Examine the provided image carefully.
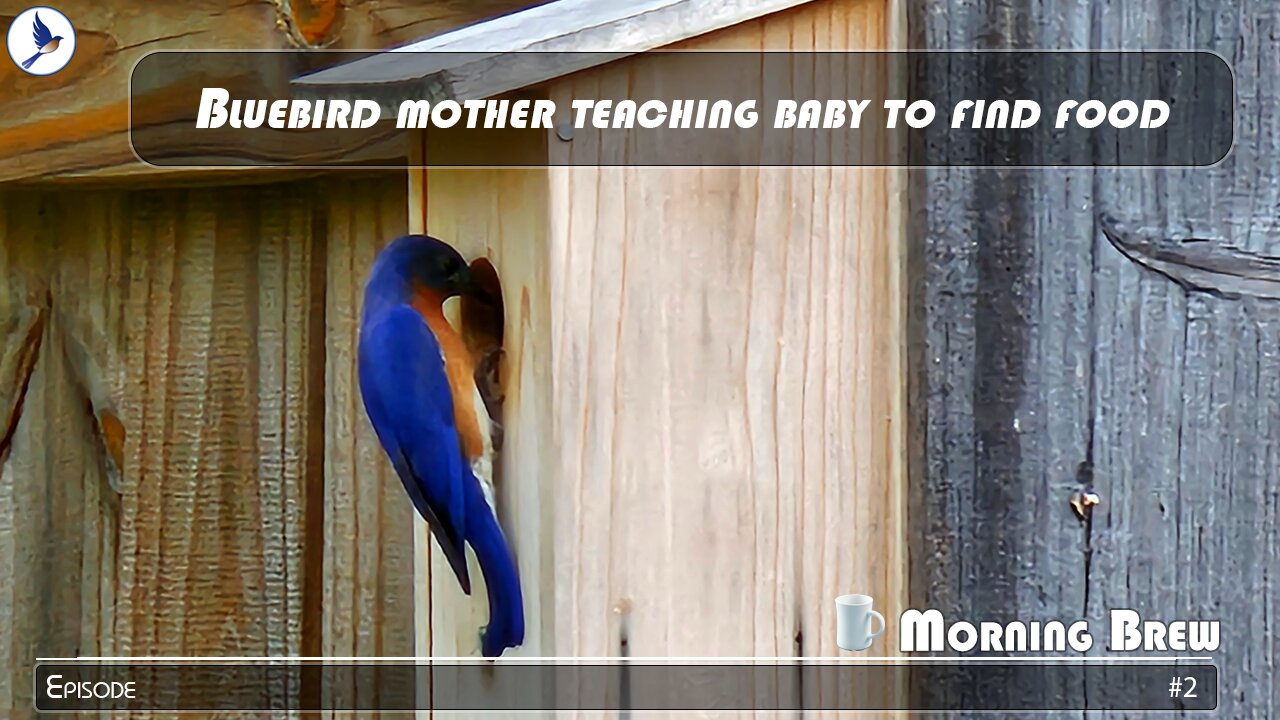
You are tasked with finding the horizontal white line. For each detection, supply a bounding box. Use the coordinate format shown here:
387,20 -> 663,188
38,656 -> 1214,662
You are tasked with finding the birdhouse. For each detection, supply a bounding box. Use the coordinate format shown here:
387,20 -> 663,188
295,0 -> 908,668
0,0 -> 906,712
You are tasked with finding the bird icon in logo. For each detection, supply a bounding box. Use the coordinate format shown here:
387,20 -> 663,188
19,12 -> 63,71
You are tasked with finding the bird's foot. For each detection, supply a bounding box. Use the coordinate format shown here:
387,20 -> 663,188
479,626 -> 499,661
489,417 -> 505,453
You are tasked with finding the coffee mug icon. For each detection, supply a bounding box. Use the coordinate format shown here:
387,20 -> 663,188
835,594 -> 886,651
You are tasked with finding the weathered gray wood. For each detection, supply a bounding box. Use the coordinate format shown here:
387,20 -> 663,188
1086,2 -> 1279,714
292,0 -> 814,111
910,1 -> 1278,719
1101,215 -> 1280,300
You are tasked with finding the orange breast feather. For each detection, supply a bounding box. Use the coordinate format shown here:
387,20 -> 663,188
411,291 -> 485,460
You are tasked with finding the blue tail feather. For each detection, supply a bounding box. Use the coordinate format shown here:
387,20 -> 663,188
465,479 -> 525,657
21,52 -> 41,69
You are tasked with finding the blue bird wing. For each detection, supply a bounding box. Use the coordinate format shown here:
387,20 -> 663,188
359,304 -> 472,595
31,13 -> 53,49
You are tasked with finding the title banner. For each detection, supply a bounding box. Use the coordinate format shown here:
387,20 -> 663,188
128,51 -> 1234,168
36,661 -> 1217,711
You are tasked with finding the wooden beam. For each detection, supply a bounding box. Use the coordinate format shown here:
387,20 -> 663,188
291,0 -> 817,112
0,0 -> 537,184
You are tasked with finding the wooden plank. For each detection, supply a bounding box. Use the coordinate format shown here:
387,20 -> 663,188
405,128 -> 553,668
421,139 -> 553,662
904,0 -> 1101,713
0,0 -> 537,183
0,191 -> 131,720
1086,6 -> 1279,717
0,184 -> 325,718
291,0 -> 818,110
910,0 -> 1279,718
318,174 -> 415,720
542,4 -> 904,719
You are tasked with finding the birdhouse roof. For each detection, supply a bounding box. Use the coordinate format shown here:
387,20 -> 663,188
291,0 -> 814,108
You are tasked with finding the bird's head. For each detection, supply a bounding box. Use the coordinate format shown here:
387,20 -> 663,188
51,35 -> 63,42
376,234 -> 473,301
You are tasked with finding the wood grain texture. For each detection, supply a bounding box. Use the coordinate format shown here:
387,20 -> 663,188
544,2 -> 905,711
1100,215 -> 1280,300
908,0 -> 1278,718
0,294 -> 47,466
319,174 -> 417,720
401,130 -> 552,668
0,183 -> 326,718
1088,4 -> 1279,715
0,0 -> 538,183
421,139 -> 553,663
395,7 -> 907,719
0,191 -> 134,720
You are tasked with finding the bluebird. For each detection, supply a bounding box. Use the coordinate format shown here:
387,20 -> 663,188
358,234 -> 524,658
20,13 -> 63,71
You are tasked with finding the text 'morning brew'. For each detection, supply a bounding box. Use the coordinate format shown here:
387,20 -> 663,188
900,608 -> 1220,653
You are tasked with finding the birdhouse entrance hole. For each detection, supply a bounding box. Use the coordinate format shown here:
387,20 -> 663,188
460,255 -> 506,451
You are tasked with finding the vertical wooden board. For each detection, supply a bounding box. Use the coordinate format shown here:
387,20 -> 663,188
0,182 -> 323,717
1175,300 -> 1275,713
319,173 -> 414,719
544,168 -> 900,702
53,191 -> 131,664
1084,254 -> 1189,720
1088,0 -> 1279,717
546,76 -> 625,669
421,154 -> 554,662
544,8 -> 904,712
1253,306 -> 1280,712
122,189 -> 234,658
81,191 -> 131,660
1087,280 -> 1279,720
903,0 -> 1107,711
0,190 -> 124,720
911,0 -> 1280,718
251,183 -> 326,719
113,184 -> 320,717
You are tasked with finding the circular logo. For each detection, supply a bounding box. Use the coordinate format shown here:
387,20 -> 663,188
7,7 -> 75,76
